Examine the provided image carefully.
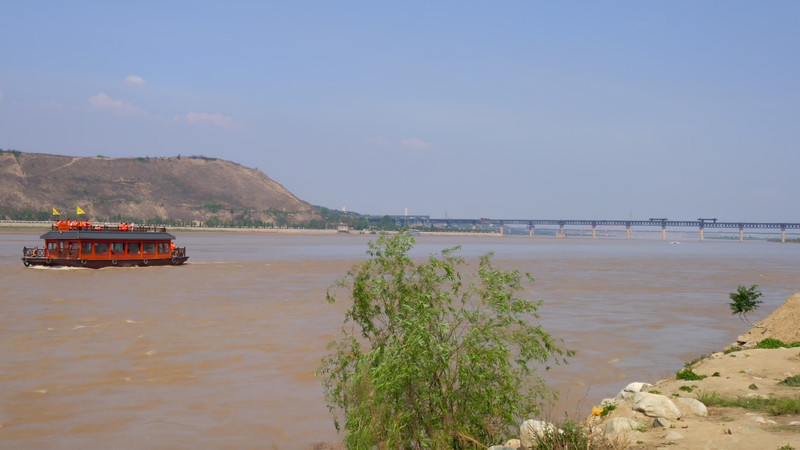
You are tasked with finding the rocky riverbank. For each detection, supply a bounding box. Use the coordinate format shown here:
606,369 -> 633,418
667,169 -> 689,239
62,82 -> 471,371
494,293 -> 800,449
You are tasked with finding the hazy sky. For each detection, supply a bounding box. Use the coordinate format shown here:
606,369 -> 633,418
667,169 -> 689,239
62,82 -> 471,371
2,2 -> 798,222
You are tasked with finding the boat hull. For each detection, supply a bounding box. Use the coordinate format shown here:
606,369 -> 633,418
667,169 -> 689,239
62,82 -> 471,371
22,256 -> 189,269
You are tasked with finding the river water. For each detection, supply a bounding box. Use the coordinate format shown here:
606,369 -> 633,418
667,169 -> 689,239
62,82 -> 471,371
1,230 -> 798,449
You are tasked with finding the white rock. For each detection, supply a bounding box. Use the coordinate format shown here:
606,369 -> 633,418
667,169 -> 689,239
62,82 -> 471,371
675,397 -> 708,417
633,392 -> 681,420
745,393 -> 769,400
615,382 -> 653,401
604,417 -> 640,435
520,419 -> 556,448
664,430 -> 685,441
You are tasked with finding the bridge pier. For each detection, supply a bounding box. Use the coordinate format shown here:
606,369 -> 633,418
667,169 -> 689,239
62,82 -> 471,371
529,226 -> 534,237
782,226 -> 786,243
699,225 -> 704,242
557,224 -> 566,238
662,225 -> 667,241
739,226 -> 744,242
499,225 -> 504,236
592,224 -> 596,239
626,225 -> 631,240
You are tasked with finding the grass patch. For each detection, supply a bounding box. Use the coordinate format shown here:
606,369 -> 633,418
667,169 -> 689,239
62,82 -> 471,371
676,369 -> 707,381
779,375 -> 800,387
697,391 -> 800,415
530,419 -> 629,449
600,402 -> 617,417
755,339 -> 800,349
757,338 -> 788,349
685,354 -> 709,366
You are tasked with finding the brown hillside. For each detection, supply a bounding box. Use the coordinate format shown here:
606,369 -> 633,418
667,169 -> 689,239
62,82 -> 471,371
0,151 -> 319,225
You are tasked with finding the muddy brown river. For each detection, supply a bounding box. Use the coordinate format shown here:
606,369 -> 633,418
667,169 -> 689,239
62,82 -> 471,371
1,231 -> 798,448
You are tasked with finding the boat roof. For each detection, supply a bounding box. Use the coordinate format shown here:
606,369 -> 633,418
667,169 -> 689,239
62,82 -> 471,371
40,230 -> 176,241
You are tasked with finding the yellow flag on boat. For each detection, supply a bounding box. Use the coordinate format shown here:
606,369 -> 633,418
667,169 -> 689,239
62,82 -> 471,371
52,207 -> 61,216
77,206 -> 86,215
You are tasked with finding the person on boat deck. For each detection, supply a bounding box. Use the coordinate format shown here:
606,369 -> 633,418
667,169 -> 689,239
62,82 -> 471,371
170,242 -> 175,254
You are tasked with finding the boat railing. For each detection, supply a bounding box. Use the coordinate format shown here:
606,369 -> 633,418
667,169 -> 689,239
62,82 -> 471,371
50,223 -> 169,233
22,246 -> 44,258
172,247 -> 187,258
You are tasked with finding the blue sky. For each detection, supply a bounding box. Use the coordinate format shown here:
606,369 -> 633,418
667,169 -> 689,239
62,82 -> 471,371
2,1 -> 798,222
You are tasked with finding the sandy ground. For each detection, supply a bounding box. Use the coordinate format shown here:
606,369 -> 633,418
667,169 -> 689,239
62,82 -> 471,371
588,294 -> 800,449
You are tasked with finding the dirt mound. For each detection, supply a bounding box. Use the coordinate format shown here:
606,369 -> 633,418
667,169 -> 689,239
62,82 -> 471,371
736,293 -> 800,346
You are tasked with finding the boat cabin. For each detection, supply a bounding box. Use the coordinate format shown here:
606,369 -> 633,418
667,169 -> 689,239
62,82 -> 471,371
22,222 -> 188,268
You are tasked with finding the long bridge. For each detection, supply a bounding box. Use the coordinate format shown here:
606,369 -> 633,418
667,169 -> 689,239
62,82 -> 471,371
373,216 -> 800,242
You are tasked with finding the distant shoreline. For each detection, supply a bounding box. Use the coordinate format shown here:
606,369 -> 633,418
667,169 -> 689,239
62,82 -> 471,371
0,221 -> 501,238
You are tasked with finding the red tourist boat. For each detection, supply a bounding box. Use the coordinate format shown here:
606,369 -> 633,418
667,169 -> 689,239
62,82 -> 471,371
22,219 -> 189,268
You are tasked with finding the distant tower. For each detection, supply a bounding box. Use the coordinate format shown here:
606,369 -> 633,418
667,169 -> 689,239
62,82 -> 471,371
342,206 -> 346,213
405,208 -> 408,216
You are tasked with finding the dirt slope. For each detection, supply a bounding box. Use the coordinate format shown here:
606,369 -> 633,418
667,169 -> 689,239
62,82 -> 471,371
0,151 -> 318,224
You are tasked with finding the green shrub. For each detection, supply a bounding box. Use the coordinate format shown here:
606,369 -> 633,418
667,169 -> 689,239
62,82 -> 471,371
757,338 -> 787,349
779,375 -> 800,387
601,402 -> 617,417
531,420 -> 588,449
676,369 -> 707,381
729,284 -> 763,327
318,233 -> 573,448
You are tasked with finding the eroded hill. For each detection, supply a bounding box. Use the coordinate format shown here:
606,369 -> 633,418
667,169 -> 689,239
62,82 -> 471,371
0,150 -> 319,226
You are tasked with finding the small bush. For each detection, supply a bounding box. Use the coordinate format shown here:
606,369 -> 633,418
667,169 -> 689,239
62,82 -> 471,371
676,369 -> 707,381
779,375 -> 800,387
749,383 -> 759,390
679,386 -> 694,393
532,420 -> 589,449
601,402 -> 617,417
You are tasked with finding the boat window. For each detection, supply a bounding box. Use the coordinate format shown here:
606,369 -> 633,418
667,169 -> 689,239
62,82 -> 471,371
48,242 -> 57,251
81,242 -> 93,255
143,242 -> 156,254
111,243 -> 124,254
95,242 -> 109,254
158,242 -> 170,254
128,243 -> 140,254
